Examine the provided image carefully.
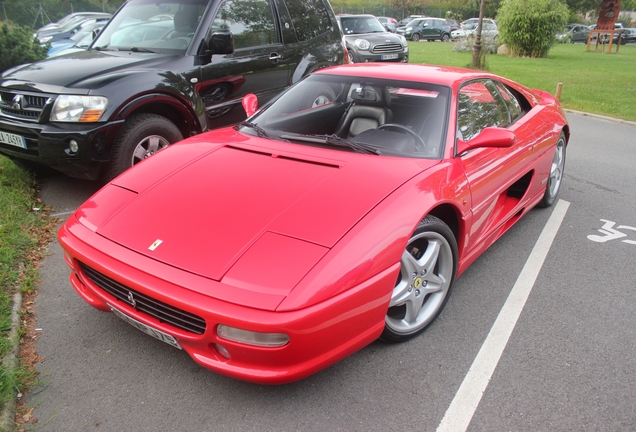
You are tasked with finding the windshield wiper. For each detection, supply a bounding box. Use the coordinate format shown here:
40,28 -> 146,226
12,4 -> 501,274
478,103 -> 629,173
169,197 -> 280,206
130,47 -> 157,53
237,121 -> 272,139
279,133 -> 381,155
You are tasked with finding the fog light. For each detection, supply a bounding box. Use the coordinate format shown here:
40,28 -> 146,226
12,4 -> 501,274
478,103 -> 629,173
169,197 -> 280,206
217,324 -> 289,347
213,343 -> 231,359
68,140 -> 79,153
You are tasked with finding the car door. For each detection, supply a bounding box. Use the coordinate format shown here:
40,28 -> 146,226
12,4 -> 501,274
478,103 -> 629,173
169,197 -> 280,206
455,79 -> 538,252
571,25 -> 590,42
421,19 -> 440,40
199,0 -> 289,128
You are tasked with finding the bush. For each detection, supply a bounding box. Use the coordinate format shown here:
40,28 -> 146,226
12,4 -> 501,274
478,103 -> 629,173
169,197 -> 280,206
497,0 -> 569,58
453,34 -> 500,54
0,23 -> 48,73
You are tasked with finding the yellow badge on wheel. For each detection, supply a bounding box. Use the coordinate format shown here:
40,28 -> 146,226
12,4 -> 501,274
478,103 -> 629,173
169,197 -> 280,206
413,277 -> 423,289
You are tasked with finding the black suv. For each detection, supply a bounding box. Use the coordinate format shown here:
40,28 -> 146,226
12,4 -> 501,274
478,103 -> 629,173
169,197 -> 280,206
0,0 -> 344,181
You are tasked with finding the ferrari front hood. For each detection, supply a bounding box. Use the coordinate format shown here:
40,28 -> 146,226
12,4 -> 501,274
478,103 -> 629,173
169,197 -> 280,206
95,142 -> 429,282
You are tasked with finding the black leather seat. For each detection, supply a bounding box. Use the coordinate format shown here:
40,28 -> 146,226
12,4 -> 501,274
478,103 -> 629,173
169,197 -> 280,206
335,86 -> 392,138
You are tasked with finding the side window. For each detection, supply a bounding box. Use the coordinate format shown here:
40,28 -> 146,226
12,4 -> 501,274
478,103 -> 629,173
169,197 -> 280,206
493,81 -> 523,123
457,80 -> 509,141
285,0 -> 332,41
211,0 -> 276,49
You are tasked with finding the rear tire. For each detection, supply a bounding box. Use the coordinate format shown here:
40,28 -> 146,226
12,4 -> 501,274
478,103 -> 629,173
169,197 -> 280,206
104,113 -> 183,183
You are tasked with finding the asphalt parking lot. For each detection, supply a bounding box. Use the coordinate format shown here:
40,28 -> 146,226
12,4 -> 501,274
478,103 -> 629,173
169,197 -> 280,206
25,112 -> 636,431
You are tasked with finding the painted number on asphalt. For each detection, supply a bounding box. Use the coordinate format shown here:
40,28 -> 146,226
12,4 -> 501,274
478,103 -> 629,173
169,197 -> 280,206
588,219 -> 636,244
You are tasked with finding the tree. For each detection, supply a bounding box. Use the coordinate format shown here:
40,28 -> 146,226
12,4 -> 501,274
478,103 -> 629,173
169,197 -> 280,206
497,0 -> 569,58
0,23 -> 48,73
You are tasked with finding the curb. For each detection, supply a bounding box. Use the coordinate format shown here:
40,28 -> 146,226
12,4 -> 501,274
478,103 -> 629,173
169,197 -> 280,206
564,109 -> 636,126
0,290 -> 23,432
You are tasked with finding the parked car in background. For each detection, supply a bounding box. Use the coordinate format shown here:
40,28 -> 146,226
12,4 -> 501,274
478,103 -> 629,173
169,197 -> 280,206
445,19 -> 460,32
451,22 -> 499,40
37,12 -> 113,33
559,24 -> 591,43
618,28 -> 636,44
460,18 -> 496,28
376,16 -> 398,32
0,0 -> 345,181
47,21 -> 106,57
337,15 -> 408,63
397,17 -> 452,42
58,63 -> 569,384
36,13 -> 111,44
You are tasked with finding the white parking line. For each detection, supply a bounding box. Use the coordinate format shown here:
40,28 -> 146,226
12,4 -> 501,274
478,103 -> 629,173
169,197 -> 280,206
437,199 -> 570,432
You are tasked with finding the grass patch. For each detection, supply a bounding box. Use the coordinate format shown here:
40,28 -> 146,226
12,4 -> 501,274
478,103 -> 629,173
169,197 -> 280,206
0,155 -> 55,410
408,41 -> 636,122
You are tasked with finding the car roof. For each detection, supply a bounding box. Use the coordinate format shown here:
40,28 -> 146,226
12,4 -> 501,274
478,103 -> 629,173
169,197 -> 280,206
316,63 -> 500,87
337,14 -> 377,18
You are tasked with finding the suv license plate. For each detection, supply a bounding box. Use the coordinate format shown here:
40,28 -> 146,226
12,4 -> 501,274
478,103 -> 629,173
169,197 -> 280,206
109,304 -> 182,350
0,131 -> 26,149
382,54 -> 399,60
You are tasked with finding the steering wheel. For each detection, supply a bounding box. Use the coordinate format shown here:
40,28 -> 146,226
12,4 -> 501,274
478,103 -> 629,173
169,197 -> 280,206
378,123 -> 427,152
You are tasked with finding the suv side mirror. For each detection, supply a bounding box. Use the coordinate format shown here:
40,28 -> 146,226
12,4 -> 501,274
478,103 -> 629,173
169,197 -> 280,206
207,30 -> 234,55
198,30 -> 234,65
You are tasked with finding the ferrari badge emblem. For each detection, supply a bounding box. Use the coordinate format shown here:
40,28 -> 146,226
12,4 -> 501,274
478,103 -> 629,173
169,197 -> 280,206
148,239 -> 163,251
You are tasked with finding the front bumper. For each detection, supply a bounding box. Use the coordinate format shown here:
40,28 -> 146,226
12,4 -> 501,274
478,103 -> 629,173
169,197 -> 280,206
0,117 -> 124,180
353,49 -> 409,63
59,216 -> 396,384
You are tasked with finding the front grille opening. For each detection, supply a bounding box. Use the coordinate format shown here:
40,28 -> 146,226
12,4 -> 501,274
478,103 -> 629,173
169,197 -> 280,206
79,262 -> 206,335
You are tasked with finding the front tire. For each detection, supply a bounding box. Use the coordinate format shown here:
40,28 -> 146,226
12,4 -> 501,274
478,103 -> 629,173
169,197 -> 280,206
346,49 -> 356,64
538,132 -> 566,208
104,113 -> 183,182
411,33 -> 420,42
381,215 -> 457,342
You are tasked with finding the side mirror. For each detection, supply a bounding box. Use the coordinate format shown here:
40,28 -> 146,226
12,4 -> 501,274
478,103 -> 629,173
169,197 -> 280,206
456,127 -> 516,155
206,30 -> 234,55
242,93 -> 258,117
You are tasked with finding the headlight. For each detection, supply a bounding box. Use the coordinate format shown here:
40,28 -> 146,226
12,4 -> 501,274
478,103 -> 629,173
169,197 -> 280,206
50,95 -> 108,122
217,324 -> 290,347
398,35 -> 408,46
354,38 -> 371,50
406,26 -> 413,31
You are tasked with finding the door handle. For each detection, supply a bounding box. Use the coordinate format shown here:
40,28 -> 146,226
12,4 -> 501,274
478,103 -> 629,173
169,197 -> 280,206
269,53 -> 282,62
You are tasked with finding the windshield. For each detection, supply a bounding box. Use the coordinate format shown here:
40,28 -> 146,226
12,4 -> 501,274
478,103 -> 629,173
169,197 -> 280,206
241,74 -> 451,159
92,0 -> 207,53
340,17 -> 387,35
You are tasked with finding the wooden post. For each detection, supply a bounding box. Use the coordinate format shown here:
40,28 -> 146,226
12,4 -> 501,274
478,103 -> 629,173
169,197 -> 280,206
555,83 -> 563,101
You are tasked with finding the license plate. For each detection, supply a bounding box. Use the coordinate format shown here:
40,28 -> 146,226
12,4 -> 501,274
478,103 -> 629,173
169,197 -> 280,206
0,131 -> 26,149
109,304 -> 182,350
382,54 -> 399,60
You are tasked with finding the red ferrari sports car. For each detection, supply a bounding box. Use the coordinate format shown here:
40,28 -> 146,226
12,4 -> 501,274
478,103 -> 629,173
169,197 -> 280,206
59,64 -> 569,384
